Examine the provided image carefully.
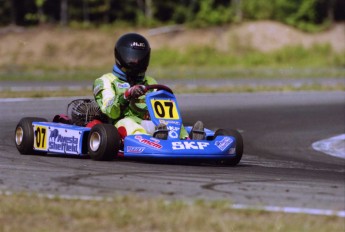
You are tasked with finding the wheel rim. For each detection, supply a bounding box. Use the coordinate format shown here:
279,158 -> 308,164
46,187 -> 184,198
15,127 -> 24,146
89,132 -> 101,152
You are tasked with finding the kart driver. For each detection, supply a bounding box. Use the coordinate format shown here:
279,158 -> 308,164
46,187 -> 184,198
93,32 -> 205,140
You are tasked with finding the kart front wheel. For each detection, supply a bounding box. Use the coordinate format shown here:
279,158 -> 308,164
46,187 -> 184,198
214,129 -> 243,166
88,124 -> 120,161
14,117 -> 48,155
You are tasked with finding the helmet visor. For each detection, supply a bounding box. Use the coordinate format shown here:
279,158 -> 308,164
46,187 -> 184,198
117,46 -> 150,72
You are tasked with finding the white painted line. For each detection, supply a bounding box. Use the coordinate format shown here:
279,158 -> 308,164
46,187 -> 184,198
312,134 -> 345,159
232,204 -> 345,217
0,96 -> 87,102
1,190 -> 344,217
0,98 -> 34,102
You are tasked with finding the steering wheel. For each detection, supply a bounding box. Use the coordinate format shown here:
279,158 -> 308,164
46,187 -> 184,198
144,84 -> 173,94
129,84 -> 174,113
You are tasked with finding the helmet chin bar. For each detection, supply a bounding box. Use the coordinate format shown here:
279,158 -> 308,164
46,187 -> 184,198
127,71 -> 145,86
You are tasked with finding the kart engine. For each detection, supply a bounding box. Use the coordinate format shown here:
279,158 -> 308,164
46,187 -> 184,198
67,99 -> 107,126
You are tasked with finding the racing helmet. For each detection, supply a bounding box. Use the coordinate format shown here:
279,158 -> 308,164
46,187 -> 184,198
114,33 -> 151,85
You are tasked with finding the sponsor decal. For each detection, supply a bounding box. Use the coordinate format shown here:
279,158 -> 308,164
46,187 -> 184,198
172,141 -> 209,150
117,83 -> 130,89
215,137 -> 233,151
167,125 -> 179,139
159,119 -> 180,126
93,84 -> 102,95
127,146 -> 145,153
48,128 -> 80,154
228,148 -> 236,155
105,97 -> 115,108
150,137 -> 160,143
131,42 -> 146,48
135,135 -> 162,149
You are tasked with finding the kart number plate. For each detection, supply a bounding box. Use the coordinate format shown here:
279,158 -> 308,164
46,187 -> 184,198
150,99 -> 179,120
34,125 -> 48,150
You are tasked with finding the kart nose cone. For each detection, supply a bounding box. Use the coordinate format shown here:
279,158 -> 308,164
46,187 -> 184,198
89,132 -> 101,152
15,127 -> 24,146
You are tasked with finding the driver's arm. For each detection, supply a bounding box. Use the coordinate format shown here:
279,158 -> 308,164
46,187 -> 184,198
93,74 -> 126,120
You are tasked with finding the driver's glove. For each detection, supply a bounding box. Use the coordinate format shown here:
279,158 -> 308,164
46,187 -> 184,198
124,85 -> 146,100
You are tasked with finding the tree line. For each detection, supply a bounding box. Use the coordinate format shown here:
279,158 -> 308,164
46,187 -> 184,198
1,0 -> 343,31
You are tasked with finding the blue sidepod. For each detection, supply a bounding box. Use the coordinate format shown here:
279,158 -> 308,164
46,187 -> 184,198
123,134 -> 237,160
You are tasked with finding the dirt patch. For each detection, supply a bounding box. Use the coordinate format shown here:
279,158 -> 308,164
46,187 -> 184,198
144,21 -> 345,52
224,21 -> 345,52
0,21 -> 344,68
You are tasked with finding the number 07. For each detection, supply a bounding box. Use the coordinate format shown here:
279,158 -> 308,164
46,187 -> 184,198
152,100 -> 178,119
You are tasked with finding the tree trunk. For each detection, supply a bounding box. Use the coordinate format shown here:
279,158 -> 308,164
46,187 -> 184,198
327,0 -> 335,23
83,0 -> 89,23
233,0 -> 242,23
10,0 -> 16,25
145,0 -> 153,20
60,0 -> 68,26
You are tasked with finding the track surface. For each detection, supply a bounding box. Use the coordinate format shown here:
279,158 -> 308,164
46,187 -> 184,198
0,92 -> 344,212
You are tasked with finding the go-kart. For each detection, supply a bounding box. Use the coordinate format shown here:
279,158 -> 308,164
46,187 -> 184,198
14,84 -> 243,165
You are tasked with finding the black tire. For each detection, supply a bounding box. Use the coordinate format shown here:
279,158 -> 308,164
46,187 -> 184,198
88,124 -> 120,161
214,128 -> 243,166
14,117 -> 48,155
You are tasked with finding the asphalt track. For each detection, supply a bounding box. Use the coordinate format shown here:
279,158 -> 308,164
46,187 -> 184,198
0,92 -> 344,216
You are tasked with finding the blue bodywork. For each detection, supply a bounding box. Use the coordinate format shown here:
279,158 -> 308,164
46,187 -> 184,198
122,89 -> 238,160
123,134 -> 236,160
32,121 -> 90,156
31,88 -> 239,161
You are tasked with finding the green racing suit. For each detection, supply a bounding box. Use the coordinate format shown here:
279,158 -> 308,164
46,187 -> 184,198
93,72 -> 189,138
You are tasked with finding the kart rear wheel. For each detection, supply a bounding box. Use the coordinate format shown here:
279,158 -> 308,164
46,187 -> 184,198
14,117 -> 48,155
88,124 -> 120,161
214,129 -> 243,166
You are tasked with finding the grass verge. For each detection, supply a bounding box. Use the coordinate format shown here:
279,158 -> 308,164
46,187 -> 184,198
0,83 -> 344,98
0,89 -> 92,98
0,193 -> 343,232
152,44 -> 345,68
1,67 -> 345,82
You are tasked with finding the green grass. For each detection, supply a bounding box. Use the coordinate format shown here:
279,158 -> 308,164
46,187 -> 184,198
0,42 -> 344,97
151,44 -> 345,68
0,83 -> 344,98
0,69 -> 103,82
0,89 -> 92,98
0,193 -> 343,232
0,67 -> 344,82
0,42 -> 344,82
